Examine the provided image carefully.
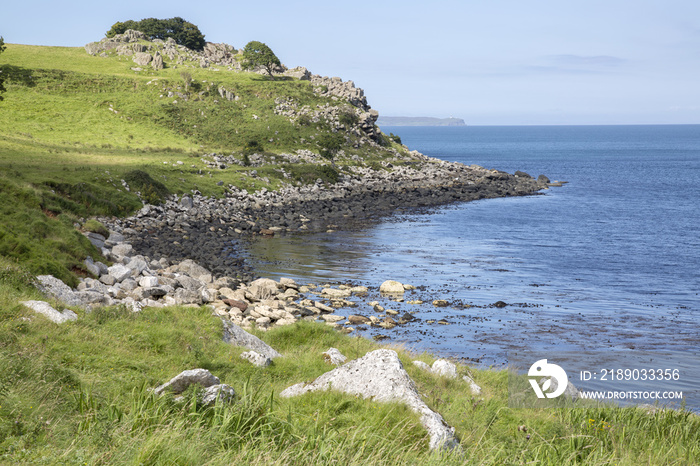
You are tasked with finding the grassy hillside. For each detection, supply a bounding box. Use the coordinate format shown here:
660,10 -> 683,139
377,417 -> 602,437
0,42 -> 403,283
0,259 -> 698,464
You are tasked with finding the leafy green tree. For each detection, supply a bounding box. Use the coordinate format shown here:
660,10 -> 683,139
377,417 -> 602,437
317,133 -> 344,162
105,17 -> 206,51
0,37 -> 6,101
242,41 -> 281,80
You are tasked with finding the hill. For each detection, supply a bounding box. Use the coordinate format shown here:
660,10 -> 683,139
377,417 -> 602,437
0,31 -> 409,284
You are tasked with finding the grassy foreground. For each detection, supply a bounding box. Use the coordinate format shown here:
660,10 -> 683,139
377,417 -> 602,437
1,258 -> 698,465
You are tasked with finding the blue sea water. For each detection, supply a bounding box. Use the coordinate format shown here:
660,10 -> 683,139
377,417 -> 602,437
245,125 -> 700,409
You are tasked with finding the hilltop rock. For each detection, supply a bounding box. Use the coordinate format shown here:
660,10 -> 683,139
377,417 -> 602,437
154,368 -> 220,395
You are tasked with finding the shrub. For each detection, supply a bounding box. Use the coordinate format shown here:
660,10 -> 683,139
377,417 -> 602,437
123,170 -> 170,205
317,133 -> 344,162
106,17 -> 206,51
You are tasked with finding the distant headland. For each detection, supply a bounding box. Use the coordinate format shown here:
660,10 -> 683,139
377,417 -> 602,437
377,116 -> 466,126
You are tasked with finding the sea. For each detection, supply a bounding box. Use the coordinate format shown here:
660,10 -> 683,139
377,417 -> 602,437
243,125 -> 700,410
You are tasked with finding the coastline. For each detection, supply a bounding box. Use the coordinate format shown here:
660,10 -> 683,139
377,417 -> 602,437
102,156 -> 552,281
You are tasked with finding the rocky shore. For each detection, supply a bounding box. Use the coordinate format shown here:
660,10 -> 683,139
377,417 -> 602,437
101,157 -> 552,280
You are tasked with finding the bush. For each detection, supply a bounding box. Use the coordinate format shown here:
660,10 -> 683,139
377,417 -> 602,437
317,133 -> 344,162
123,170 -> 170,205
338,110 -> 358,128
243,139 -> 263,155
106,17 -> 206,51
388,132 -> 402,145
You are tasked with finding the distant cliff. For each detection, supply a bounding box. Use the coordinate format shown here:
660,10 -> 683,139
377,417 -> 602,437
377,116 -> 466,126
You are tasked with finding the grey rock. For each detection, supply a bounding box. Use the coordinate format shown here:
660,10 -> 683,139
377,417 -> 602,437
176,275 -> 203,291
126,257 -> 149,274
537,174 -> 551,184
21,300 -> 77,324
36,275 -> 83,307
84,257 -> 101,276
154,368 -> 220,395
247,278 -> 278,300
412,360 -> 431,372
152,51 -> 164,70
241,351 -> 272,367
105,231 -> 126,246
379,280 -> 405,294
174,288 -> 202,305
514,170 -> 533,179
86,232 -> 106,249
432,359 -> 458,379
99,274 -> 116,286
174,259 -> 212,284
180,196 -> 194,209
201,384 -> 236,405
133,52 -> 153,66
111,243 -> 133,258
463,375 -> 482,395
280,349 -> 459,451
107,263 -> 132,283
139,276 -> 159,288
221,320 -> 281,359
322,348 -> 347,365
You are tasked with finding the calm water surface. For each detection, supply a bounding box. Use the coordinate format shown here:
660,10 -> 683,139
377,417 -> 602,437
243,125 -> 700,409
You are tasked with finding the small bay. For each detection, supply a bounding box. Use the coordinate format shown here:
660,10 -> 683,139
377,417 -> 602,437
244,125 -> 700,409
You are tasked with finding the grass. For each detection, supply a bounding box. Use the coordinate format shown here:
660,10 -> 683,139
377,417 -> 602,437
0,261 -> 698,464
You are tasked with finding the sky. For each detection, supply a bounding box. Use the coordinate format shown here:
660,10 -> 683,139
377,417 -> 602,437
1,0 -> 699,125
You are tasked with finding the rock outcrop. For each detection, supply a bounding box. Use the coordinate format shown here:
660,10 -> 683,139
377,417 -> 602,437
280,349 -> 459,451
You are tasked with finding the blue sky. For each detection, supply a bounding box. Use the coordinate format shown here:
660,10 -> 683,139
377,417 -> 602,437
1,0 -> 699,125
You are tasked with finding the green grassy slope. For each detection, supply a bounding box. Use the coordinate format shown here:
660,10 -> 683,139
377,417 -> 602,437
0,43 -> 402,283
0,261 -> 698,464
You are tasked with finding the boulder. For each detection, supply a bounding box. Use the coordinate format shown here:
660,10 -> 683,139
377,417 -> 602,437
152,51 -> 164,70
432,359 -> 458,379
133,52 -> 153,66
322,348 -> 346,365
379,280 -> 405,294
35,275 -> 83,307
463,375 -> 482,395
221,320 -> 281,359
280,349 -> 459,451
111,243 -> 133,258
154,368 -> 220,395
21,300 -> 78,324
348,314 -> 370,325
247,278 -> 279,300
201,384 -> 236,405
321,288 -> 351,298
174,259 -> 212,284
241,350 -> 272,367
413,361 -> 431,372
107,263 -> 132,283
85,232 -> 106,249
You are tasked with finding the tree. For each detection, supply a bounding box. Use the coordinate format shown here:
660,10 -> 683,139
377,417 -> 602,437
105,17 -> 206,51
241,41 -> 281,80
0,37 -> 6,101
317,133 -> 344,162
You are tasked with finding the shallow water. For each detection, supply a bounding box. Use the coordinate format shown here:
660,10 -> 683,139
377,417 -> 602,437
242,125 -> 700,410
